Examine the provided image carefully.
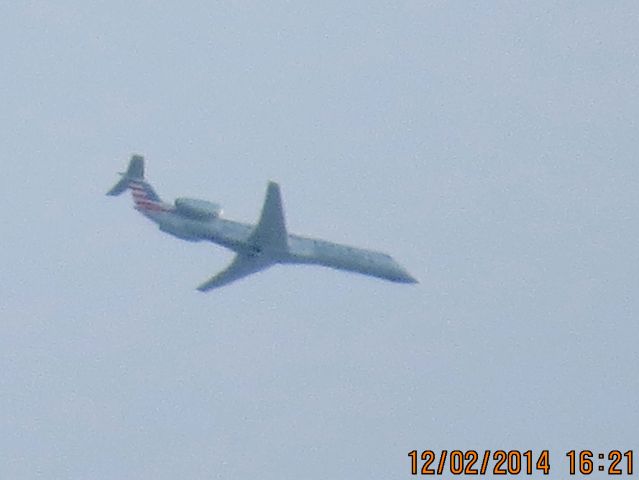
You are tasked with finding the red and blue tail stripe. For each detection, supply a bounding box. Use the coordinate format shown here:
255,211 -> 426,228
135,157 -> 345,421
129,180 -> 170,212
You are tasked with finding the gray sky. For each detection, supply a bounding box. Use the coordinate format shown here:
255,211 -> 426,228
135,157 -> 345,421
1,1 -> 638,478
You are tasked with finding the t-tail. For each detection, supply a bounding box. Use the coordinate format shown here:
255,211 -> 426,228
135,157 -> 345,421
107,154 -> 166,211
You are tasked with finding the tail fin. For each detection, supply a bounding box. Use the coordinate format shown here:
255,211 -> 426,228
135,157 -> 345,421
107,155 -> 164,210
107,154 -> 146,196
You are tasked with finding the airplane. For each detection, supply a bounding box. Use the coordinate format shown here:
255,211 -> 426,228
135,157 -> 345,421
107,155 -> 418,291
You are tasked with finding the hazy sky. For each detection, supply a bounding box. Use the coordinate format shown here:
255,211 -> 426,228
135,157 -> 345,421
1,2 -> 638,478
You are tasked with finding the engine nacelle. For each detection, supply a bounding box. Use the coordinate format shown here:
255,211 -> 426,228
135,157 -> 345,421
174,197 -> 222,220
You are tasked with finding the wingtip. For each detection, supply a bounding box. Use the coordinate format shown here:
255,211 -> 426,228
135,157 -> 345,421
396,269 -> 419,284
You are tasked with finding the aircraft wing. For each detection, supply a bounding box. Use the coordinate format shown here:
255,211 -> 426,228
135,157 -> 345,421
197,182 -> 288,292
196,254 -> 274,292
248,181 -> 288,252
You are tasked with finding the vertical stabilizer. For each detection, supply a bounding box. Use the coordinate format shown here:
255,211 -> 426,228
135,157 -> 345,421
106,155 -> 162,207
107,154 -> 146,196
124,154 -> 144,179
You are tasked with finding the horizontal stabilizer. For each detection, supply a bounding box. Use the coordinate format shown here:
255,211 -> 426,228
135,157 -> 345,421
248,182 -> 288,253
106,176 -> 130,196
197,254 -> 274,292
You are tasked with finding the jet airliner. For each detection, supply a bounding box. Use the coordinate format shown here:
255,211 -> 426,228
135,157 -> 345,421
107,155 -> 418,291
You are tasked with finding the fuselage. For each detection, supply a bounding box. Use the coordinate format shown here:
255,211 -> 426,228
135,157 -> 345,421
138,205 -> 417,284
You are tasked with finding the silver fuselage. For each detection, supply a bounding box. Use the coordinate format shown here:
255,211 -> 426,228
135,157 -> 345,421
139,206 -> 416,284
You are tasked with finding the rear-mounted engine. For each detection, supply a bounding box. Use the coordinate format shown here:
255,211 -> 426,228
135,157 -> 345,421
174,197 -> 222,220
